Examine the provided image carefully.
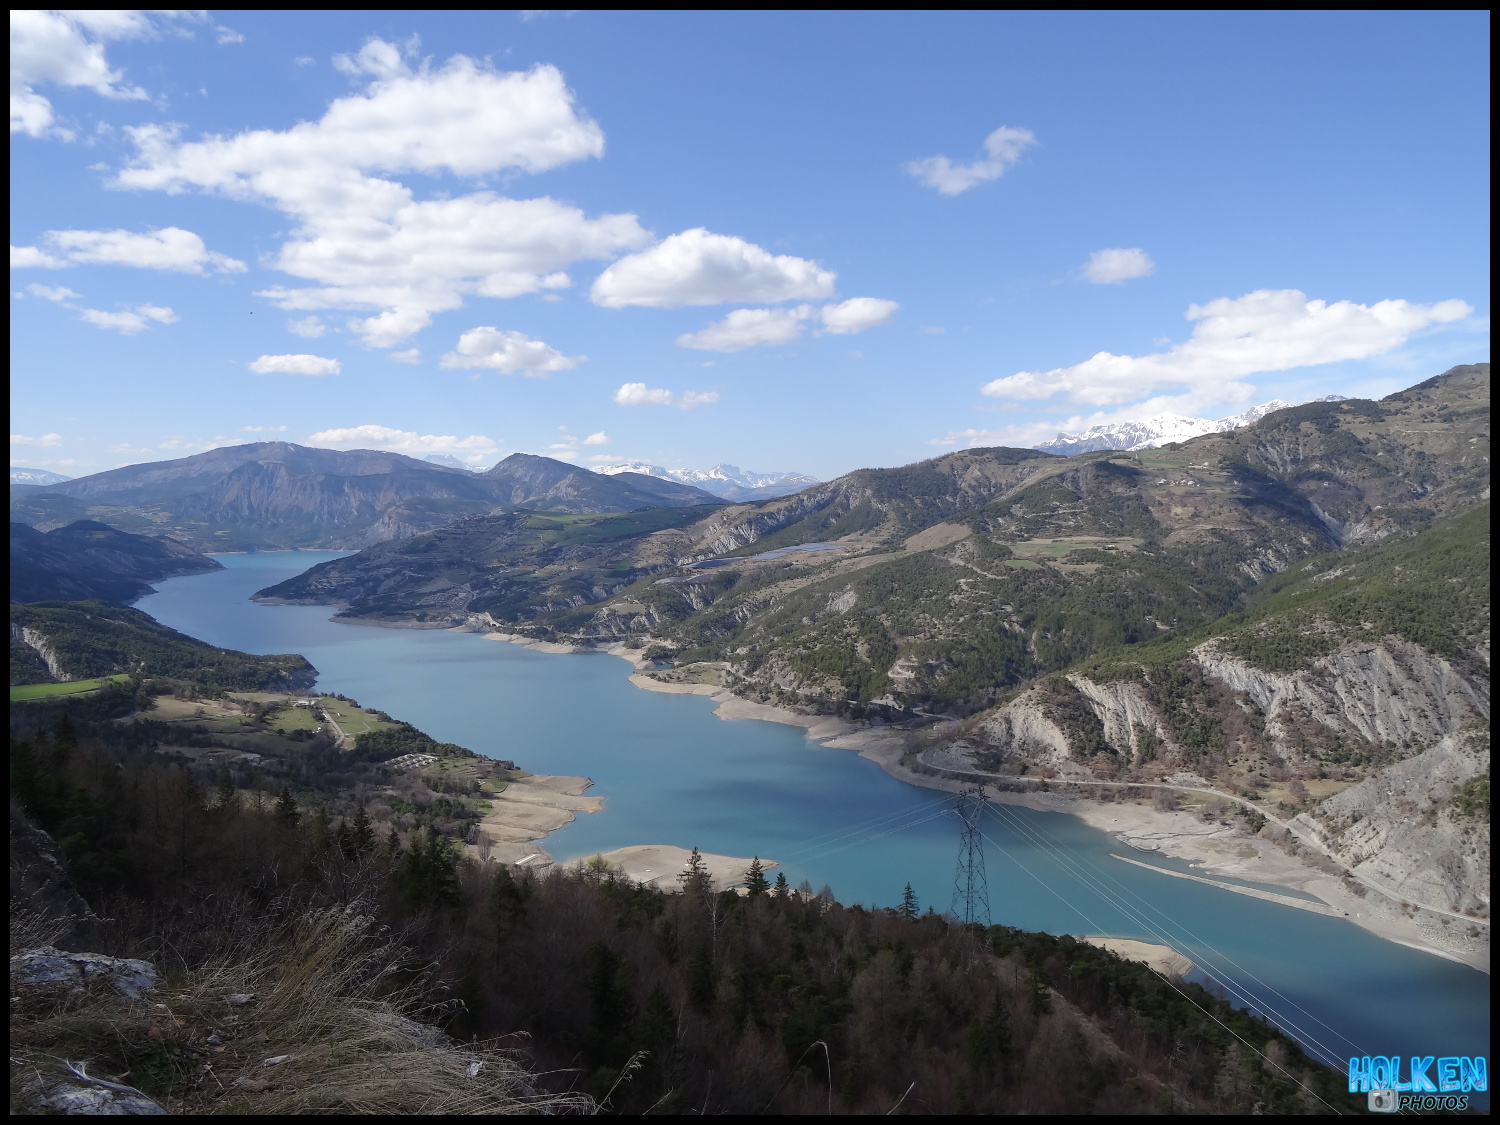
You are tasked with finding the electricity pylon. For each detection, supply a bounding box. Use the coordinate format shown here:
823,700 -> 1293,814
950,784 -> 991,928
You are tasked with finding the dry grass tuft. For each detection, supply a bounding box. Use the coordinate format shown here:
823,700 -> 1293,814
11,903 -> 592,1115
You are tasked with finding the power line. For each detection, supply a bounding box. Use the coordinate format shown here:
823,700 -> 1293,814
974,816 -> 1348,1115
981,800 -> 1360,1070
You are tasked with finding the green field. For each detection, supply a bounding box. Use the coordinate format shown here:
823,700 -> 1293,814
11,674 -> 130,701
269,702 -> 320,731
1009,536 -> 1143,559
320,698 -> 396,736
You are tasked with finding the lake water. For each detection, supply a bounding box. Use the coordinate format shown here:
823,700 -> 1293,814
138,552 -> 1490,1081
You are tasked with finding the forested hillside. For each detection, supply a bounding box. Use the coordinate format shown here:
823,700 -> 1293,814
10,602 -> 314,691
262,365 -> 1488,719
10,520 -> 221,605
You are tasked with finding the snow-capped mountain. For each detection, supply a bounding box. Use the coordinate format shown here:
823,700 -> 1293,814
10,467 -> 73,487
593,462 -> 820,501
421,453 -> 476,471
1033,396 -> 1346,456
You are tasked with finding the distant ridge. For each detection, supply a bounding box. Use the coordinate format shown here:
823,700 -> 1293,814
594,461 -> 819,501
11,467 -> 73,487
1034,396 -> 1347,455
9,443 -> 722,551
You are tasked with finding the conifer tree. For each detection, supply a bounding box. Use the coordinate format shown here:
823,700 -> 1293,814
773,871 -> 789,898
679,846 -> 711,896
899,882 -> 920,919
214,771 -> 237,812
351,804 -> 375,855
311,807 -> 333,851
744,857 -> 769,897
273,785 -> 300,828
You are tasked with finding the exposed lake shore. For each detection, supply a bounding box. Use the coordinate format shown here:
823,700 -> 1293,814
475,630 -> 1488,975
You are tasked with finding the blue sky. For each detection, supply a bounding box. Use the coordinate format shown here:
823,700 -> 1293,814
10,10 -> 1491,480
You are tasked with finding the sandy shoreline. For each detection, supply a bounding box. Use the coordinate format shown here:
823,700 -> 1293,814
465,773 -> 605,867
559,845 -> 776,894
480,631 -> 1488,972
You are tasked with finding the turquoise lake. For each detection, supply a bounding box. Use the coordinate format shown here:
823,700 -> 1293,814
138,552 -> 1489,1080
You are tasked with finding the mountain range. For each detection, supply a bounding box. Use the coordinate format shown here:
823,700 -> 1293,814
256,364 -> 1490,926
593,461 -> 820,501
1033,396 -> 1347,455
8,443 -> 722,551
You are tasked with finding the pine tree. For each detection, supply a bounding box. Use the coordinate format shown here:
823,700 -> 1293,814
899,882 -> 920,919
311,807 -> 332,851
773,871 -> 789,898
214,771 -> 237,812
274,785 -> 300,828
744,857 -> 769,897
679,846 -> 711,896
350,804 -> 375,855
53,714 -> 77,750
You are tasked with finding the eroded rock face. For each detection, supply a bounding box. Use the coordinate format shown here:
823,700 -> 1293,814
1194,637 -> 1488,755
1293,730 -> 1491,916
10,946 -> 158,1000
972,691 -> 1073,766
1067,676 -> 1171,756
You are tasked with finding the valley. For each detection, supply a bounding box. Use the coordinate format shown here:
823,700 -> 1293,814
245,364 -> 1491,963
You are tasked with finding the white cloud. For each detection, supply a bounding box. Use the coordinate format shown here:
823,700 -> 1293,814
613,383 -> 674,407
216,26 -> 245,46
306,423 -> 498,457
389,348 -> 421,364
249,353 -> 342,376
10,9 -> 159,138
12,457 -> 91,468
79,303 -> 177,334
438,327 -> 583,376
27,283 -> 80,302
34,227 -> 245,274
980,289 -> 1473,407
677,306 -> 813,351
288,315 -> 327,338
905,126 -> 1036,196
116,41 -> 644,347
11,244 -> 67,269
675,296 -> 899,351
592,228 -> 835,309
10,432 -> 63,446
583,431 -> 609,445
818,296 -> 899,334
612,382 -> 719,409
239,424 -> 288,432
1082,247 -> 1155,285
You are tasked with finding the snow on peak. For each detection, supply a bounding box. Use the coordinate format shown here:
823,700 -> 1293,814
1034,396 -> 1346,456
592,461 -> 819,499
10,466 -> 74,486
